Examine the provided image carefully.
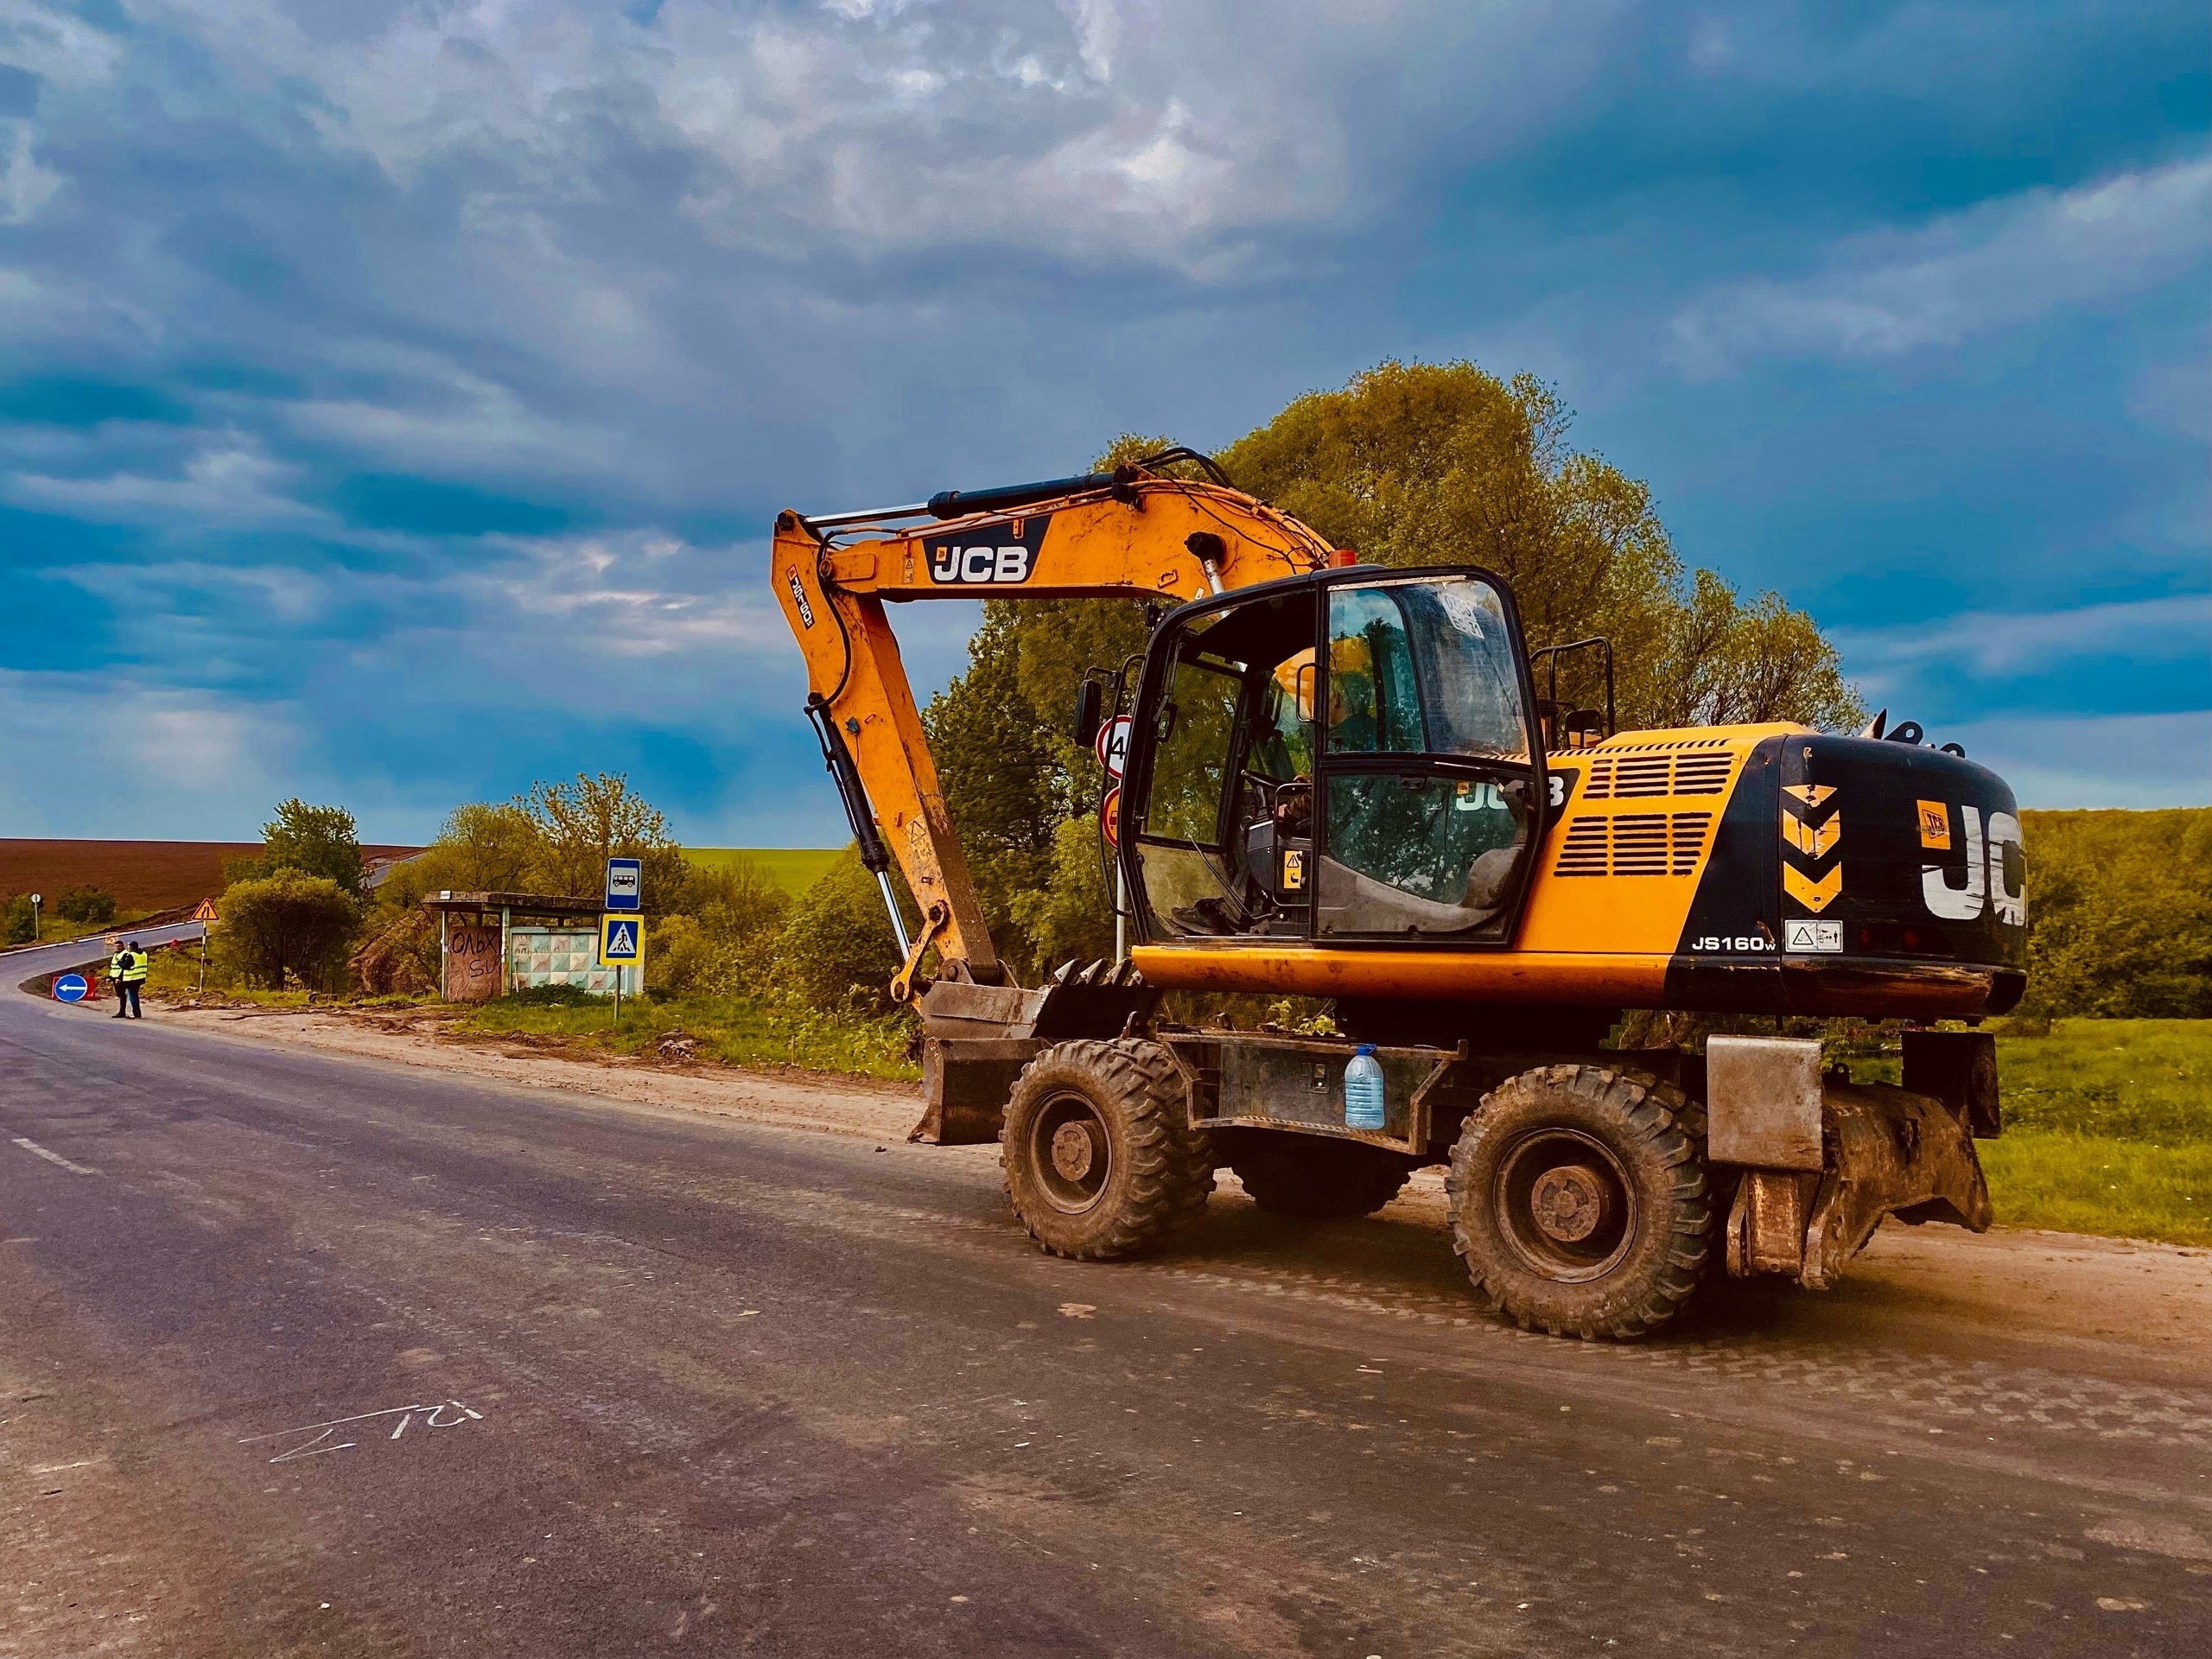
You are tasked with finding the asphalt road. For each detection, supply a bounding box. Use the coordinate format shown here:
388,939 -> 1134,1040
2,949 -> 2207,1656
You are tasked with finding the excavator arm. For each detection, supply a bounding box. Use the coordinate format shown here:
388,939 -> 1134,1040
769,462 -> 1336,992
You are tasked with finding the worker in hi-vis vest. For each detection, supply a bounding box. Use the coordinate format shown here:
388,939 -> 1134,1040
111,941 -> 148,1020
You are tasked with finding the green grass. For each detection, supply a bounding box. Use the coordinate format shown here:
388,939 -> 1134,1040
1976,1135 -> 2212,1248
456,989 -> 919,1081
1839,1018 -> 2212,1246
1979,1020 -> 2212,1245
686,849 -> 842,898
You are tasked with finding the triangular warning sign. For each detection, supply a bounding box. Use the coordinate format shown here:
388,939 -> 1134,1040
192,899 -> 219,923
609,921 -> 636,952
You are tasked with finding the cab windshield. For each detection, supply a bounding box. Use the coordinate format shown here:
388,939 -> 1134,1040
1324,578 -> 1526,760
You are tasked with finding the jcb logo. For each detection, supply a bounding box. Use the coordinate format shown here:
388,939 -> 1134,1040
925,513 -> 1049,586
929,544 -> 1034,585
1923,804 -> 2025,926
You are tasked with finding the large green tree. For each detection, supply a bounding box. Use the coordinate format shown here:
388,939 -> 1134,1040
257,798 -> 366,895
2018,808 -> 2212,1018
1219,362 -> 1860,731
518,772 -> 690,907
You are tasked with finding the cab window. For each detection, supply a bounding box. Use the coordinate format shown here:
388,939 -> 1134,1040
1325,579 -> 1526,760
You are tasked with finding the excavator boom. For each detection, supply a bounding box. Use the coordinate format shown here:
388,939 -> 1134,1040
770,466 -> 1337,987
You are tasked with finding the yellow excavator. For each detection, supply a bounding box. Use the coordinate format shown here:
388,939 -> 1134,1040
771,453 -> 2026,1338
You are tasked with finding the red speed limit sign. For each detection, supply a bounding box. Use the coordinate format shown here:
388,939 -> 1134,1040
1095,713 -> 1133,777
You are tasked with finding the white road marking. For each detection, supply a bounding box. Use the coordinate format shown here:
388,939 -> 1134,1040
11,1137 -> 98,1177
240,1400 -> 484,1464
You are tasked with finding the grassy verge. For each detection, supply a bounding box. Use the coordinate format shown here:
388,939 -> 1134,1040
455,988 -> 920,1082
1978,1020 -> 2211,1247
1976,1135 -> 2212,1248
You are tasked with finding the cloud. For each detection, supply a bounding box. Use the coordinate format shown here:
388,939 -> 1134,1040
0,669 -> 302,836
2,435 -> 317,527
0,2 -> 2204,836
1668,156 -> 2212,372
1940,710 -> 2212,811
1836,594 -> 2212,685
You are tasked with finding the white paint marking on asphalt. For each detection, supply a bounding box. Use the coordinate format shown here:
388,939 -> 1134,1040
241,1399 -> 486,1464
11,1136 -> 98,1177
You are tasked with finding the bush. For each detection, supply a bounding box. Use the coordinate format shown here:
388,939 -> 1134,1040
646,855 -> 792,997
2018,808 -> 2212,1018
3,895 -> 34,944
56,885 -> 118,925
766,846 -> 911,1014
213,870 -> 362,991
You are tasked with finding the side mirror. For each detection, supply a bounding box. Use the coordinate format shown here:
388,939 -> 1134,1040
1072,678 -> 1104,748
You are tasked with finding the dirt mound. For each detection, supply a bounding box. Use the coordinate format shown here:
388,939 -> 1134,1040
351,911 -> 438,995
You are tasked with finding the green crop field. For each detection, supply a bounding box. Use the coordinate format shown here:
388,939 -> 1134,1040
686,848 -> 842,897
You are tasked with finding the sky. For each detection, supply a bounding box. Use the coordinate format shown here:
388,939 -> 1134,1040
0,0 -> 2204,846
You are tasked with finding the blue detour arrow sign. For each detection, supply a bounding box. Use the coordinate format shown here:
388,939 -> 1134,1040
52,973 -> 89,1003
598,914 -> 644,967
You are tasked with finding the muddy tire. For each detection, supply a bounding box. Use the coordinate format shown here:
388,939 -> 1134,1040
1003,1039 -> 1215,1261
1227,1135 -> 1414,1219
1446,1064 -> 1712,1340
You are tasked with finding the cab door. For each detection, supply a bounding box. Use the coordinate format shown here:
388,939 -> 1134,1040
1309,570 -> 1549,944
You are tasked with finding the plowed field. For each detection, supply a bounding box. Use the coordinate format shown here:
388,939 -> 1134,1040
0,839 -> 423,913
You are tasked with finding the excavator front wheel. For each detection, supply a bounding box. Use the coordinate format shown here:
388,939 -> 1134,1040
1003,1039 -> 1215,1261
1447,1065 -> 1713,1340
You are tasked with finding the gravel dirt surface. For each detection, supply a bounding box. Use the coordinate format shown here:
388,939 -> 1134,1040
4,944 -> 2208,1656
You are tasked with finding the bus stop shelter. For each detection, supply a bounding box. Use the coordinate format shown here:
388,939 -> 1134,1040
422,891 -> 615,1001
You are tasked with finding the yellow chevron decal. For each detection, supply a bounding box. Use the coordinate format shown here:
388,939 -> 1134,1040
1783,862 -> 1842,912
1781,784 -> 1836,810
1782,813 -> 1840,857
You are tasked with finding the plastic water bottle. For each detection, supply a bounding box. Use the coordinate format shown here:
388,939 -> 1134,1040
1344,1044 -> 1386,1131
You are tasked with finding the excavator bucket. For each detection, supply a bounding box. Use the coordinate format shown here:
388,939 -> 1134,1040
909,960 -> 1160,1145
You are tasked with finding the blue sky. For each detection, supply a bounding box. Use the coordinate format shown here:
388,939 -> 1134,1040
0,0 -> 2204,844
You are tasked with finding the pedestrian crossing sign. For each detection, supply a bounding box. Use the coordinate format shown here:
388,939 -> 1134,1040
598,914 -> 644,968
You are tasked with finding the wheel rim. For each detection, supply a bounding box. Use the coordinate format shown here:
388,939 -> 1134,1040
1492,1128 -> 1637,1282
1030,1090 -> 1112,1215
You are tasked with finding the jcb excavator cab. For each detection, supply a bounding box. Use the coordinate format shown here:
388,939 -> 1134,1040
1103,565 -> 1551,950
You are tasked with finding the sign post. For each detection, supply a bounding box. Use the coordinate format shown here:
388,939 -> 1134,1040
28,892 -> 40,940
1099,785 -> 1127,961
192,899 -> 219,995
599,912 -> 644,1026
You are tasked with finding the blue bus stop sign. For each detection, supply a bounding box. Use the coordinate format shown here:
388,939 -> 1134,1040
52,973 -> 89,1003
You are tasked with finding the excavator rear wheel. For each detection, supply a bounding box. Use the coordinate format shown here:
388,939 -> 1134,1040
1224,1134 -> 1414,1219
1003,1039 -> 1215,1261
1446,1064 -> 1713,1340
